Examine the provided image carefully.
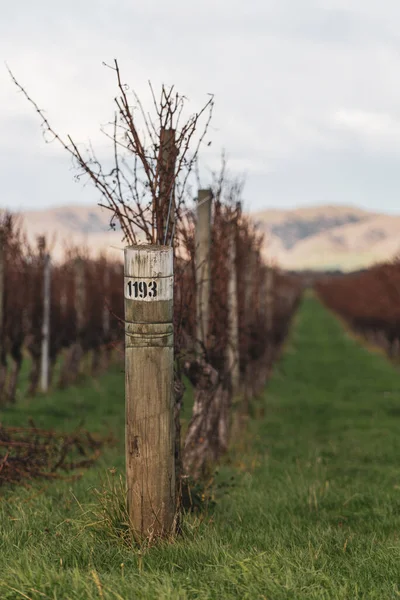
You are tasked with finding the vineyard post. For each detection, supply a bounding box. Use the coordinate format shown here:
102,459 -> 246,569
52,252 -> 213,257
124,245 -> 175,540
74,257 -> 85,373
244,250 -> 255,330
75,257 -> 85,337
254,264 -> 272,392
102,264 -> 110,339
159,128 -> 177,244
0,229 -> 3,344
265,266 -> 274,357
60,270 -> 68,318
60,257 -> 85,387
227,222 -> 239,392
40,252 -> 51,392
195,189 -> 212,354
0,229 -> 5,401
243,249 -> 256,401
102,263 -> 111,369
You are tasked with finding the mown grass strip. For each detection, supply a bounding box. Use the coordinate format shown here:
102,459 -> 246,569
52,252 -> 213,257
1,297 -> 400,599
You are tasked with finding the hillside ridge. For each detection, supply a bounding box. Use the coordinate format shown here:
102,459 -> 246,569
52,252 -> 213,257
3,203 -> 400,270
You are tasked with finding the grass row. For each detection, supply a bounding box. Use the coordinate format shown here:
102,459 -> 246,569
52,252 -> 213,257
1,296 -> 400,598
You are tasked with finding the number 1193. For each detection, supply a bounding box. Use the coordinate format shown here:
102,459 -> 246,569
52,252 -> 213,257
127,280 -> 158,299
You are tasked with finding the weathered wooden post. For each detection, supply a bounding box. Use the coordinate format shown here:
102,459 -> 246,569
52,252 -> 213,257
243,249 -> 257,402
253,263 -> 271,393
195,189 -> 212,353
0,229 -> 4,347
40,252 -> 51,392
227,223 -> 239,393
60,278 -> 68,318
0,228 -> 6,403
59,257 -> 85,387
124,245 -> 175,540
102,264 -> 110,340
265,265 -> 274,356
184,188 -> 229,477
99,263 -> 111,372
73,257 -> 85,374
158,128 -> 177,245
75,257 -> 86,340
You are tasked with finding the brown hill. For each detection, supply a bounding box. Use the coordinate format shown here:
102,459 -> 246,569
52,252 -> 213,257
5,203 -> 400,270
255,205 -> 400,270
14,204 -> 126,263
279,214 -> 400,270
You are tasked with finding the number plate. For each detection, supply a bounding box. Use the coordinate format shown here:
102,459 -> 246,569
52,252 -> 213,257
124,276 -> 173,301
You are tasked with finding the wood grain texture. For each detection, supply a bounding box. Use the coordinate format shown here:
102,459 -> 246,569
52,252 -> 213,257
124,245 -> 175,540
195,190 -> 212,353
40,254 -> 51,392
227,226 -> 239,392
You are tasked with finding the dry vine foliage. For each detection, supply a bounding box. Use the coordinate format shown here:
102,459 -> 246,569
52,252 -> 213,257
0,212 -> 124,404
315,260 -> 400,358
0,423 -> 108,486
8,61 -> 213,247
6,63 -> 304,488
174,168 -> 303,478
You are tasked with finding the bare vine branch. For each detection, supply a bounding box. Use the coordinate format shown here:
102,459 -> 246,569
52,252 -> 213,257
7,60 -> 214,247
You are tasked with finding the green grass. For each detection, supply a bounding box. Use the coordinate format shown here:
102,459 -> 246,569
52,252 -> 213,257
2,297 -> 400,598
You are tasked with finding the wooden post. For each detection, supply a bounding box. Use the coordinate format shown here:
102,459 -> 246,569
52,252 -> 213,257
124,245 -> 175,540
227,224 -> 239,392
100,263 -> 111,372
60,281 -> 68,318
60,257 -> 85,387
242,249 -> 257,402
244,250 -> 256,328
73,257 -> 86,375
159,128 -> 177,245
40,253 -> 51,392
102,264 -> 110,338
0,228 -> 5,403
195,189 -> 212,354
75,257 -> 86,337
0,229 -> 4,345
265,266 -> 274,341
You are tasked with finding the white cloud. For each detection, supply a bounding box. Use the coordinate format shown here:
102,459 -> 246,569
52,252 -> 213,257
1,0 -> 400,212
333,109 -> 400,133
331,109 -> 400,152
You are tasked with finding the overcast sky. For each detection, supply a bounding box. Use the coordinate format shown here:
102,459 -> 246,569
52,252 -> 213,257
2,0 -> 400,214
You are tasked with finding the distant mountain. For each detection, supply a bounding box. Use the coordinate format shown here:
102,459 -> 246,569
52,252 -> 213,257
254,205 -> 400,270
5,203 -> 400,270
14,204 -> 126,262
253,205 -> 373,250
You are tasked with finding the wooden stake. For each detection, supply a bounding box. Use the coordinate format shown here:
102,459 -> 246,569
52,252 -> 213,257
159,128 -> 177,245
243,249 -> 257,402
75,257 -> 86,337
40,253 -> 51,392
124,245 -> 175,540
227,224 -> 239,392
0,230 -> 4,342
59,257 -> 85,387
0,229 -> 6,403
265,266 -> 274,339
244,250 -> 256,328
102,264 -> 110,339
195,189 -> 212,354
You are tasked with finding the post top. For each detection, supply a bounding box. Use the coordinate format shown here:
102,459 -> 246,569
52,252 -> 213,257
125,244 -> 172,252
197,189 -> 213,201
124,245 -> 173,278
